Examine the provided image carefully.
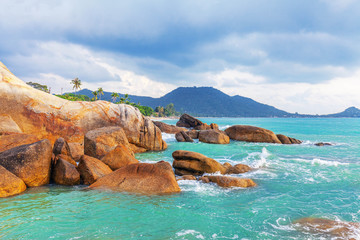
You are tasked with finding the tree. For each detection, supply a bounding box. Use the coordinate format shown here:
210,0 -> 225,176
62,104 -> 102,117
155,106 -> 165,117
97,87 -> 104,100
26,82 -> 49,92
92,91 -> 98,101
164,103 -> 176,116
119,94 -> 130,104
111,92 -> 119,103
71,78 -> 81,96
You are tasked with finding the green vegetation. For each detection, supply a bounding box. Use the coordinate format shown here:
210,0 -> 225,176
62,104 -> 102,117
71,78 -> 81,96
154,103 -> 179,117
97,87 -> 104,100
111,92 -> 119,102
56,93 -> 91,101
92,91 -> 98,101
26,82 -> 49,93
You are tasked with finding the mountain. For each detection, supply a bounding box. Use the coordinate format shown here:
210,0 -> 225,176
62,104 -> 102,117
323,107 -> 360,118
75,87 -> 292,117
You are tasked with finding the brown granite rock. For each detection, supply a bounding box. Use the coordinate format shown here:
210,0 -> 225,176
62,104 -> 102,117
223,163 -> 251,174
176,175 -> 197,181
175,131 -> 194,142
77,155 -> 113,185
54,154 -> 77,166
0,115 -> 22,135
53,137 -> 72,156
210,123 -> 219,130
172,150 -> 226,175
185,130 -> 199,139
0,61 -> 166,151
0,139 -> 52,187
0,133 -> 39,152
198,130 -> 230,144
201,175 -> 256,188
294,217 -> 360,239
194,123 -> 211,130
101,144 -> 139,170
176,114 -> 204,128
153,121 -> 187,134
68,142 -> 84,162
84,126 -> 131,159
52,158 -> 80,185
276,134 -> 302,144
225,125 -> 282,144
315,142 -> 332,146
90,161 -> 181,194
0,165 -> 27,198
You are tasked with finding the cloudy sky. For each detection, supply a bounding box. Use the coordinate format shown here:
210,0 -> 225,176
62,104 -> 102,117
1,0 -> 360,114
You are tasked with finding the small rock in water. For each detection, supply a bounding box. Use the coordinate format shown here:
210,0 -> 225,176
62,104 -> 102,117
175,131 -> 194,142
294,217 -> 360,239
176,175 -> 197,181
52,158 -> 80,186
315,142 -> 332,146
201,175 -> 256,188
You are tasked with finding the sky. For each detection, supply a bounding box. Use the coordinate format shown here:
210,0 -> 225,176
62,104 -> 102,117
1,0 -> 360,114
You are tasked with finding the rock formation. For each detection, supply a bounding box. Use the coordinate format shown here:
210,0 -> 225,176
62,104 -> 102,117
225,125 -> 282,144
0,61 -> 166,151
153,121 -> 186,134
0,133 -> 40,152
0,165 -> 27,198
200,175 -> 256,188
175,131 -> 194,142
176,114 -> 218,130
90,161 -> 181,194
294,217 -> 360,239
100,144 -> 139,170
276,134 -> 302,144
0,115 -> 22,134
52,158 -> 80,185
198,130 -> 230,144
77,155 -> 113,185
0,139 -> 52,187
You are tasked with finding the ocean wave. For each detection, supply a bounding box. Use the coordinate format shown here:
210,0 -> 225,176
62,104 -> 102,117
162,133 -> 176,142
249,147 -> 270,168
311,158 -> 349,166
176,229 -> 205,239
219,125 -> 231,130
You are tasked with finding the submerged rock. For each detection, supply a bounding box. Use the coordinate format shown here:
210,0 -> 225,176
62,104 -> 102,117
77,155 -> 113,185
0,139 -> 52,187
52,158 -> 80,185
0,61 -> 166,151
176,175 -> 197,181
0,165 -> 27,198
89,161 -> 181,194
225,125 -> 282,144
0,133 -> 39,152
84,126 -> 132,159
294,217 -> 360,239
315,142 -> 332,147
172,150 -> 226,175
201,175 -> 256,188
198,130 -> 230,144
223,163 -> 251,174
153,121 -> 186,134
100,144 -> 139,170
175,131 -> 194,142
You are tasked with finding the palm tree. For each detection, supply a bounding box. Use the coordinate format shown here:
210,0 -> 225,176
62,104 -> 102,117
97,87 -> 104,100
92,91 -> 98,101
111,92 -> 119,103
71,78 -> 81,96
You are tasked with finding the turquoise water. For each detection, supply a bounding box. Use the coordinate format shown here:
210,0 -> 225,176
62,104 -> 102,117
1,118 -> 359,239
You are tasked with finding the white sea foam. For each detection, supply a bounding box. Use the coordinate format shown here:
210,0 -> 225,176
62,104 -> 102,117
176,229 -> 205,239
161,133 -> 176,142
311,158 -> 349,166
219,125 -> 231,130
252,147 -> 270,168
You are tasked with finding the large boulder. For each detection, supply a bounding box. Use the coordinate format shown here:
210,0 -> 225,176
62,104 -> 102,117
185,130 -> 199,139
52,158 -> 80,185
225,125 -> 282,144
276,134 -> 302,144
176,114 -> 204,128
77,155 -> 113,185
175,131 -> 194,142
0,133 -> 39,152
100,144 -> 139,170
198,130 -> 230,144
0,139 -> 52,187
0,61 -> 166,151
68,142 -> 84,162
153,121 -> 187,134
54,154 -> 77,166
223,162 -> 251,174
294,217 -> 360,239
89,161 -> 181,194
0,165 -> 27,198
201,175 -> 256,188
0,114 -> 22,135
53,137 -> 72,156
84,126 -> 132,159
172,150 -> 226,175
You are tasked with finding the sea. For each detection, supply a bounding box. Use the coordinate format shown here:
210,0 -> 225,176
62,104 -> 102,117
0,118 -> 359,239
